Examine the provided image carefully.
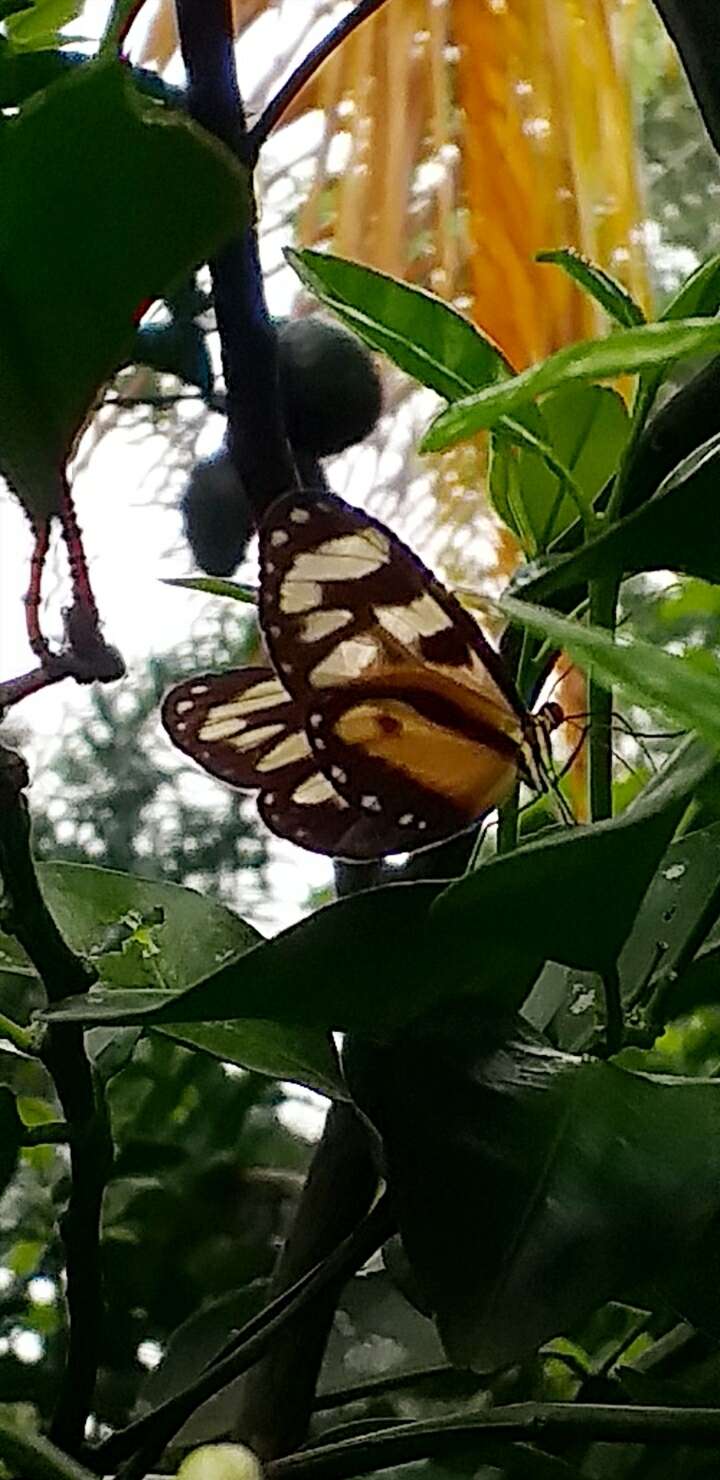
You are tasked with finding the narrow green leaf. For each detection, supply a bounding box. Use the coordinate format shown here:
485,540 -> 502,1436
537,249 -> 645,328
512,434 -> 720,604
286,246 -> 510,401
661,252 -> 720,320
163,576 -> 257,604
421,319 -> 720,453
491,386 -> 630,550
502,595 -> 720,750
4,0 -> 80,49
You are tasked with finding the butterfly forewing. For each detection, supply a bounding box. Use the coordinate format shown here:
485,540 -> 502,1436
259,491 -> 524,725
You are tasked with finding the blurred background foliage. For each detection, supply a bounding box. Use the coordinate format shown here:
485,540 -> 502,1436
4,0 -> 720,1459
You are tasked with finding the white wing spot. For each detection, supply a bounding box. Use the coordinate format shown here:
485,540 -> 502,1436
199,715 -> 247,741
330,766 -> 347,785
271,529 -> 289,547
227,723 -> 284,752
265,562 -> 275,574
293,772 -> 338,805
361,795 -> 382,812
265,793 -> 275,806
290,508 -> 311,524
310,637 -> 378,687
300,608 -> 354,644
309,713 -> 322,727
256,731 -> 312,771
399,813 -> 414,826
280,577 -> 322,614
175,721 -> 186,732
269,625 -> 281,638
418,820 -> 427,830
190,684 -> 210,696
175,699 -> 195,715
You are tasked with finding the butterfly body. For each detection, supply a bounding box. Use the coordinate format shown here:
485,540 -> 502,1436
162,491 -> 564,860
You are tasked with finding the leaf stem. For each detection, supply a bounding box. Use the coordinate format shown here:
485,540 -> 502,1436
92,1193 -> 394,1477
249,0 -> 392,155
0,745 -> 112,1455
264,1402 -> 720,1480
0,1011 -> 34,1054
600,964 -> 623,1056
175,0 -> 296,521
0,1418 -> 99,1480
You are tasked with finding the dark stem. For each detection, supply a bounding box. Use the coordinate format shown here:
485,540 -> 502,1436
314,1364 -> 481,1413
601,964 -> 623,1056
25,519 -> 51,660
91,1193 -> 394,1478
265,1403 -> 720,1480
249,0 -> 392,155
0,747 -> 112,1455
176,0 -> 296,521
233,1102 -> 381,1458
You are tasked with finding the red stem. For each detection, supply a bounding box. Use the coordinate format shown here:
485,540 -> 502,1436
24,520 -> 51,660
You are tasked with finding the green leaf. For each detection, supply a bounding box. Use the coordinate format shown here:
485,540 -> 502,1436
36,862 -> 259,990
0,59 -> 246,519
536,249 -> 645,328
348,1006 -> 720,1371
502,595 -> 720,750
0,1086 -> 22,1197
4,0 -> 81,49
430,736 -> 713,982
155,1021 -> 346,1100
660,252 -> 720,320
513,435 -> 720,603
286,247 -> 510,401
162,576 -> 257,604
490,385 -> 630,550
42,741 -> 711,1035
420,319 -> 720,453
31,864 -> 344,1098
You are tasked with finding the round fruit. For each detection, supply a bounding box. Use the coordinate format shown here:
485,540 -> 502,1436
277,316 -> 382,457
177,1444 -> 263,1480
181,452 -> 254,576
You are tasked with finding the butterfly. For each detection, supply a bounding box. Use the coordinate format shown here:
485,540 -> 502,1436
161,490 -> 565,860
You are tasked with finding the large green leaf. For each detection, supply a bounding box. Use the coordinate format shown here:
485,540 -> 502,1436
155,1022 -> 345,1101
512,435 -> 720,604
502,596 -> 720,749
346,1007 -> 720,1371
536,249 -> 645,328
421,319 -> 720,453
42,741 -> 711,1035
489,384 -> 630,550
25,864 -> 344,1097
36,862 -> 259,989
0,58 -> 246,518
286,246 -> 510,400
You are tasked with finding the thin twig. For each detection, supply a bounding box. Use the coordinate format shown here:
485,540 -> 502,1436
249,0 -> 393,155
0,1417 -> 99,1480
601,964 -> 623,1056
313,1364 -> 480,1413
91,1194 -> 394,1478
265,1402 -> 720,1480
0,747 -> 112,1455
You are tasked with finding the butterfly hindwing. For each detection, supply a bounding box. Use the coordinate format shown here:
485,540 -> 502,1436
160,666 -> 451,859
